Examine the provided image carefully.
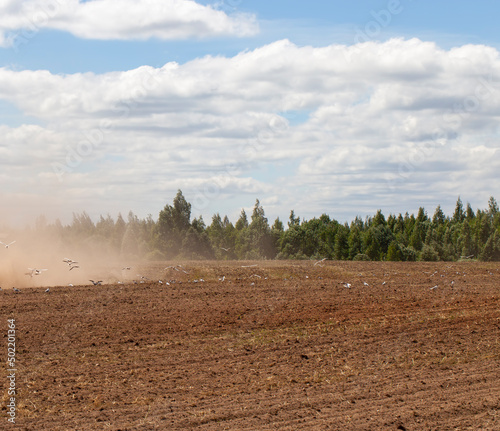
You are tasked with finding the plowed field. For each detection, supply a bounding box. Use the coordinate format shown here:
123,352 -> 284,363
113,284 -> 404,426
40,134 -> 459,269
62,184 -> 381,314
2,261 -> 500,430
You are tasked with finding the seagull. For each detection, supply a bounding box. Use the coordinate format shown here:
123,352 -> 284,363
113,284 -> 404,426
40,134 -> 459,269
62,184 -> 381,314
430,285 -> 438,290
344,283 -> 352,288
0,241 -> 16,248
221,247 -> 230,252
165,266 -> 179,271
89,280 -> 103,286
314,258 -> 327,266
69,265 -> 79,271
122,267 -> 131,270
45,288 -> 50,293
382,281 -> 386,285
363,282 -> 369,286
12,287 -> 20,293
28,268 -> 48,276
68,284 -> 74,287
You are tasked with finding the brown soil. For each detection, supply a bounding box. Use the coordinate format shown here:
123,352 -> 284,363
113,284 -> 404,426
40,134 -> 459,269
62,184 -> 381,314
1,260 -> 500,430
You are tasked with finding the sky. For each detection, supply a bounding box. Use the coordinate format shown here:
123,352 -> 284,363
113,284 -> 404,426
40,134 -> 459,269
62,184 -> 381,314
1,0 -> 500,227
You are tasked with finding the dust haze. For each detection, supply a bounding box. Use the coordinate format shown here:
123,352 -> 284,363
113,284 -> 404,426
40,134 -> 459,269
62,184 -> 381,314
0,228 -> 135,289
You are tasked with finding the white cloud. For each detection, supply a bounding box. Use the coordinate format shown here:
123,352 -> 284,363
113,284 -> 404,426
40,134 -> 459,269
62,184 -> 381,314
1,38 -> 500,224
0,0 -> 258,47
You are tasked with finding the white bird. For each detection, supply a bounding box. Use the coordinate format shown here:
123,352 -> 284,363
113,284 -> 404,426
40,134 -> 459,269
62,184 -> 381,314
28,268 -> 48,276
12,287 -> 20,293
314,258 -> 327,266
0,241 -> 16,248
165,266 -> 179,271
382,281 -> 386,286
221,247 -> 230,252
45,288 -> 50,293
363,282 -> 369,286
430,285 -> 438,290
68,284 -> 74,287
344,283 -> 351,288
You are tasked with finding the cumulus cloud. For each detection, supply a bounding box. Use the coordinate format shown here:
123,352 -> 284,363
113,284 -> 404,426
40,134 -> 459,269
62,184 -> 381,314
0,0 -> 258,47
1,38 -> 500,224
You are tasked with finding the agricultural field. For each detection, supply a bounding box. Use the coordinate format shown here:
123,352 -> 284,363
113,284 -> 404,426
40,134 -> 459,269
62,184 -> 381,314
1,260 -> 500,430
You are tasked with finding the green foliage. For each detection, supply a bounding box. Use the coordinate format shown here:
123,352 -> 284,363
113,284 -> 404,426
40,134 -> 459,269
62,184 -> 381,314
387,240 -> 403,261
156,189 -> 192,258
30,192 -> 500,262
479,232 -> 500,261
419,244 -> 439,261
453,197 -> 465,223
353,253 -> 370,261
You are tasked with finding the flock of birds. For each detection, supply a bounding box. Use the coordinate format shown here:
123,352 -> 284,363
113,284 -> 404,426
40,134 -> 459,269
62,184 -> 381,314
0,239 -> 135,293
1,241 -> 498,294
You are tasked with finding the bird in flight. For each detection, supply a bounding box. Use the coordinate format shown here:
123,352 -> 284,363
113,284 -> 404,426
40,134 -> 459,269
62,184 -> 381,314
89,280 -> 103,286
63,258 -> 79,270
12,287 -> 20,293
27,268 -> 48,277
0,241 -> 16,248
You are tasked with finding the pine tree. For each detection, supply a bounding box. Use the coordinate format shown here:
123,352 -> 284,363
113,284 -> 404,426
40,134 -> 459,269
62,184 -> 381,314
453,197 -> 465,223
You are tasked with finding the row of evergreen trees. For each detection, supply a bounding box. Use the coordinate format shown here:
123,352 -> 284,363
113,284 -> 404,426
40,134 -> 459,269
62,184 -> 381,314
33,191 -> 500,261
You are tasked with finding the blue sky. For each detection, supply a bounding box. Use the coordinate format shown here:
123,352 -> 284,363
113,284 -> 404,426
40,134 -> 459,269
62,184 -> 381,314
5,0 -> 500,74
1,0 -> 500,226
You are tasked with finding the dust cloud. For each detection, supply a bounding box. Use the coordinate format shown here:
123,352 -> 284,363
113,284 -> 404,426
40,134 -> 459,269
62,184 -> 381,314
0,229 -> 135,289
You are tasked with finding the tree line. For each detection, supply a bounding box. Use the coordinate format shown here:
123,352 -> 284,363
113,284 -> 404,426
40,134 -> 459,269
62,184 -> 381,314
29,191 -> 500,262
